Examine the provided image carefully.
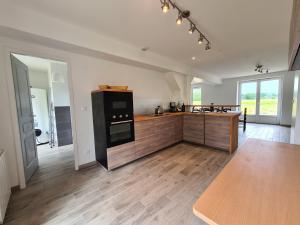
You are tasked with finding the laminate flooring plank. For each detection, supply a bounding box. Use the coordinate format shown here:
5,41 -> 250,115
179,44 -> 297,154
5,124 -> 290,225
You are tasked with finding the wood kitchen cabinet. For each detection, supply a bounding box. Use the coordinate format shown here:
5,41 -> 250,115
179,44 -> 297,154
106,113 -> 240,170
135,115 -> 182,159
107,141 -> 136,170
174,115 -> 183,142
183,114 -> 204,145
205,115 -> 239,153
205,116 -> 230,150
134,119 -> 157,158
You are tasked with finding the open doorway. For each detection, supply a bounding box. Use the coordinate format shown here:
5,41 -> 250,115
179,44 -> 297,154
10,53 -> 74,183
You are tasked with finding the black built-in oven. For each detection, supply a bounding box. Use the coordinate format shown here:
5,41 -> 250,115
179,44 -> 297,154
103,91 -> 134,147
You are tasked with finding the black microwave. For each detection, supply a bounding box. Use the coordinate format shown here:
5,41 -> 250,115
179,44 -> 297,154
103,91 -> 134,123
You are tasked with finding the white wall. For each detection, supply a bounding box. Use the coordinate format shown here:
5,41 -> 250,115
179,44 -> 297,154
0,45 -> 19,188
0,36 -> 187,187
28,69 -> 49,90
290,71 -> 300,144
196,71 -> 295,125
281,72 -> 295,125
50,62 -> 70,107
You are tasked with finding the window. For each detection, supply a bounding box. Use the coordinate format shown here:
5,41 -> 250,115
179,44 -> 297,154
239,78 -> 280,120
259,79 -> 279,116
240,82 -> 257,115
192,87 -> 201,105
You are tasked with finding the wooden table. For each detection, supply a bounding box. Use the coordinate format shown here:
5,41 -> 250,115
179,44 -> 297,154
193,139 -> 300,225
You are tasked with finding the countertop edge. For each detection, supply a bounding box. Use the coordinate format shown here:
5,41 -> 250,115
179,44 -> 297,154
192,205 -> 218,225
135,112 -> 241,122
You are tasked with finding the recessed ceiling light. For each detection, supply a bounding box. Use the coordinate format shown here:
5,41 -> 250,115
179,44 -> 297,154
192,56 -> 196,60
141,47 -> 150,51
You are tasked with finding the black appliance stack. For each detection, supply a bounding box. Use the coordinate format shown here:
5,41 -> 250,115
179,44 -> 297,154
91,90 -> 135,169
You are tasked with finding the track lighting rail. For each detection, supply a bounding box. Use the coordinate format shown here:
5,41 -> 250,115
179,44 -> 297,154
160,0 -> 211,49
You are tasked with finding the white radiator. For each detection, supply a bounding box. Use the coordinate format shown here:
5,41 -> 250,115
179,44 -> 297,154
0,150 -> 11,224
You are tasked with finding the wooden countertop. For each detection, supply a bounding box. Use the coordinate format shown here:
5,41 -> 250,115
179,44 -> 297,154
134,112 -> 240,122
193,139 -> 300,225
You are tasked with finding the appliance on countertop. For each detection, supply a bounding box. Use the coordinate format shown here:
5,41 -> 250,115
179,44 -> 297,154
155,106 -> 164,115
91,90 -> 135,169
181,103 -> 185,112
169,102 -> 177,112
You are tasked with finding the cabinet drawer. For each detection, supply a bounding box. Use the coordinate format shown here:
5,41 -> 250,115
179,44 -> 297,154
107,142 -> 136,170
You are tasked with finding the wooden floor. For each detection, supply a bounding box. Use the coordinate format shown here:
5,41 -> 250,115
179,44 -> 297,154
239,123 -> 290,145
4,124 -> 290,225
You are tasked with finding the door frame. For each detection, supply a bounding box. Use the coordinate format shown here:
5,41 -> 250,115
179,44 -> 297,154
238,77 -> 282,124
3,46 -> 79,189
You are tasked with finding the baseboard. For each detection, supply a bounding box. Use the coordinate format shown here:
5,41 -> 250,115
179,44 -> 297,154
78,161 -> 98,170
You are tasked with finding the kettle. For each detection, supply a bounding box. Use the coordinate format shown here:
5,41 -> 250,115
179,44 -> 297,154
155,106 -> 164,115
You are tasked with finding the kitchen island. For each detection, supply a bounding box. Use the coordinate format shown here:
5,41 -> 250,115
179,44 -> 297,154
193,139 -> 300,225
106,112 -> 240,170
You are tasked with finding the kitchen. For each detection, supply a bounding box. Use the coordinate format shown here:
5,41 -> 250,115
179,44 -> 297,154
0,0 -> 300,225
91,87 -> 240,170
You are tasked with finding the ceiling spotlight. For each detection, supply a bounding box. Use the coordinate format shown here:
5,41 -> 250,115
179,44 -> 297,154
205,43 -> 211,51
198,35 -> 204,45
188,24 -> 196,34
254,64 -> 269,74
192,56 -> 196,60
176,13 -> 183,25
161,0 -> 170,13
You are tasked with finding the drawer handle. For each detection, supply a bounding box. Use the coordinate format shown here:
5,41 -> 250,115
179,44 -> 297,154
111,120 -> 133,125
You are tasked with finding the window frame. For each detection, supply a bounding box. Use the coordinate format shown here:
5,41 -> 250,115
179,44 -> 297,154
191,85 -> 202,105
238,77 -> 282,124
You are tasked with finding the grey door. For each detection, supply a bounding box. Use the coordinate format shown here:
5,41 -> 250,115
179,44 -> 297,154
11,54 -> 38,182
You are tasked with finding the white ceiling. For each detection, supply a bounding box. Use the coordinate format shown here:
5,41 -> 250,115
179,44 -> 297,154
9,0 -> 293,78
